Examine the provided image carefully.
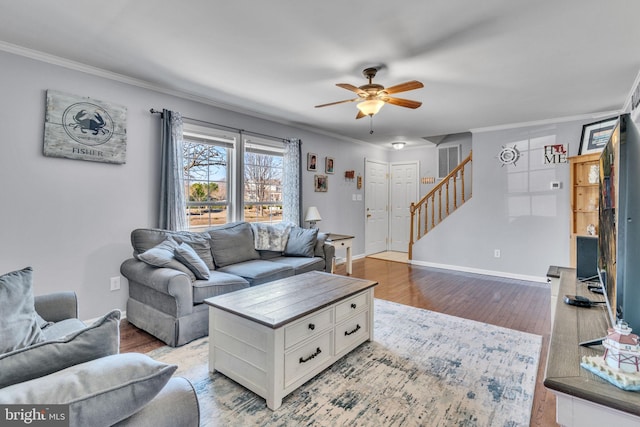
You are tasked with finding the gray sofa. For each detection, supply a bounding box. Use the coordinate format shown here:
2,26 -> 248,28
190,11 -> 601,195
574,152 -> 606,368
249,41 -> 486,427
121,221 -> 335,347
0,267 -> 199,427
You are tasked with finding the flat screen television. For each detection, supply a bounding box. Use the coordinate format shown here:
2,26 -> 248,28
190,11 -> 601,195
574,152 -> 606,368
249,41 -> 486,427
576,235 -> 598,282
597,114 -> 640,335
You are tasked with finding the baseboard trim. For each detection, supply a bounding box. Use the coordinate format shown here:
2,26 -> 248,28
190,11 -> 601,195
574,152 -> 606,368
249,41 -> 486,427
83,309 -> 127,325
409,260 -> 547,284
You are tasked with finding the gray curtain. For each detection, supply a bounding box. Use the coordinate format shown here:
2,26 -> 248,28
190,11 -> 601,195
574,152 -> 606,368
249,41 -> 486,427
159,109 -> 188,231
282,138 -> 302,226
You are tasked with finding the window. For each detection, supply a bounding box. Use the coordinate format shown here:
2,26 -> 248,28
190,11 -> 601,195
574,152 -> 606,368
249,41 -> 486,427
182,123 -> 236,230
181,124 -> 286,230
438,145 -> 461,179
243,137 -> 284,224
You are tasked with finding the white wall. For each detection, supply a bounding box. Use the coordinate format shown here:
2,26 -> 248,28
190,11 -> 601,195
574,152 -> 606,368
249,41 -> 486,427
411,120 -> 594,281
0,51 -> 386,319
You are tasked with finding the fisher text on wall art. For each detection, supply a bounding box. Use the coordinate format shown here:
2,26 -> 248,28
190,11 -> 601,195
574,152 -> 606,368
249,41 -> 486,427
44,90 -> 127,164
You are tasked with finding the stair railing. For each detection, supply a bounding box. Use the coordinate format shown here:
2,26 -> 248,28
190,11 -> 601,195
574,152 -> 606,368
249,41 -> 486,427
409,151 -> 473,259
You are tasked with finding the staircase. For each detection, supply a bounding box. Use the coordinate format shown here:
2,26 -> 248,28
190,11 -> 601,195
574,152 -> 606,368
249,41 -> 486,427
409,151 -> 473,260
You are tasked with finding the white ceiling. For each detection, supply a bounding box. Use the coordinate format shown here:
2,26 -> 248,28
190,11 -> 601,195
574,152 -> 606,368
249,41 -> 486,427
1,0 -> 639,148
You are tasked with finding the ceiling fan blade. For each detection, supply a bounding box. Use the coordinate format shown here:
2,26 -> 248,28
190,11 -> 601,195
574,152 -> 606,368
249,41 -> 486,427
383,97 -> 422,109
315,98 -> 359,108
336,83 -> 367,96
355,110 -> 367,120
383,80 -> 424,95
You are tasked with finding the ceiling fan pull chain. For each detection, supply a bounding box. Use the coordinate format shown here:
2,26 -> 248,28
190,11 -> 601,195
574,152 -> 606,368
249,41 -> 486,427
369,116 -> 374,134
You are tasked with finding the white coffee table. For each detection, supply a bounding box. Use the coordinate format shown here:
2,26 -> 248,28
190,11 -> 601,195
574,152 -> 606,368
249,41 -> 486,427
204,271 -> 378,410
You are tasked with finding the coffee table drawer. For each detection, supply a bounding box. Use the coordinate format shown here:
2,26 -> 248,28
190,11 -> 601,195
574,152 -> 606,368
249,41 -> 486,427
284,307 -> 333,349
335,310 -> 369,355
336,291 -> 369,321
284,331 -> 333,386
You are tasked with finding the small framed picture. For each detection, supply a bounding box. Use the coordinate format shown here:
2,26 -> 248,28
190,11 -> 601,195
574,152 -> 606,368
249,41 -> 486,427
325,157 -> 334,174
579,117 -> 618,155
314,174 -> 328,192
307,153 -> 318,171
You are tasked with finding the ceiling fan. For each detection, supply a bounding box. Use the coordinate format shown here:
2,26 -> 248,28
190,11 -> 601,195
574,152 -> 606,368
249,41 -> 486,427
315,67 -> 424,119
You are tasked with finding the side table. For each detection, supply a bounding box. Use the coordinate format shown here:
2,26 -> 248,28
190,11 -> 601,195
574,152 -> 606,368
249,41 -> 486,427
326,233 -> 354,275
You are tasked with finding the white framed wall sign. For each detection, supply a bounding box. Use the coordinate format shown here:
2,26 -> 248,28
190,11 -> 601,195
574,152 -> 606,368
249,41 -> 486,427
43,90 -> 127,164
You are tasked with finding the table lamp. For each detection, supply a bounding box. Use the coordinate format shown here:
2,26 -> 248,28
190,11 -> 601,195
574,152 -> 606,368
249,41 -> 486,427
304,206 -> 322,228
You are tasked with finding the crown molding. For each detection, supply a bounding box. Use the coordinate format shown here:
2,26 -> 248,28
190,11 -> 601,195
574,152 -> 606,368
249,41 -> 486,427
470,110 -> 623,134
0,41 -> 373,147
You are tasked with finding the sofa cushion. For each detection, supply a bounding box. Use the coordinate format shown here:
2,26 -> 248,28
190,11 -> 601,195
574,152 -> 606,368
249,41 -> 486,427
192,271 -> 250,303
268,256 -> 326,275
0,353 -> 177,427
0,310 -> 121,388
136,237 -> 196,280
174,242 -> 210,280
285,227 -> 319,258
208,222 -> 260,267
131,228 -> 215,270
217,259 -> 294,286
251,222 -> 291,251
0,266 -> 45,354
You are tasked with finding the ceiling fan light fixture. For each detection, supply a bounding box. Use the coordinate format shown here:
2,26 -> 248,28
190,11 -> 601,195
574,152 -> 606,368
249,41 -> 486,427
392,141 -> 406,150
357,99 -> 385,116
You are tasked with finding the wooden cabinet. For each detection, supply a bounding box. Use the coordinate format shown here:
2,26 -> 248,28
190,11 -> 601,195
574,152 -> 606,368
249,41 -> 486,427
569,153 -> 600,267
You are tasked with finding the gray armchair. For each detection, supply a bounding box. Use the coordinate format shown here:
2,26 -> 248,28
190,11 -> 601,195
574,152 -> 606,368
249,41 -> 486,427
0,288 -> 199,427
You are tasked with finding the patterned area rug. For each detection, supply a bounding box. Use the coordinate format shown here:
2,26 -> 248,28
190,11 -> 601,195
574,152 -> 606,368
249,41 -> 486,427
147,299 -> 541,426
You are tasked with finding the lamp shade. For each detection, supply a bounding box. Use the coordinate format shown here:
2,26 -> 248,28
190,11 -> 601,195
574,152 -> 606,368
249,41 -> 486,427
304,206 -> 322,222
357,99 -> 385,116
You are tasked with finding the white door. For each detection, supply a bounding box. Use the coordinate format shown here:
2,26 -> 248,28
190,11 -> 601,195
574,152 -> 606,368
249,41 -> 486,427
365,159 -> 389,254
390,162 -> 419,252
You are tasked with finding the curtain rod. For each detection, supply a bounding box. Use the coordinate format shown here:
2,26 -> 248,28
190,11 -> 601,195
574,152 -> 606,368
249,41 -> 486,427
149,108 -> 287,143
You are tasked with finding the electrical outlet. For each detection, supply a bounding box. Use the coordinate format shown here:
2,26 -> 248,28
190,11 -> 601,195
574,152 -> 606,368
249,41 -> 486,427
110,276 -> 121,291
494,249 -> 501,258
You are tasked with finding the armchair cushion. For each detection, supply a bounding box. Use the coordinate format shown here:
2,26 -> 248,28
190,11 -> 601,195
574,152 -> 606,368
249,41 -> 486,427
0,353 -> 177,427
285,227 -> 318,258
0,309 -> 121,388
0,267 -> 44,354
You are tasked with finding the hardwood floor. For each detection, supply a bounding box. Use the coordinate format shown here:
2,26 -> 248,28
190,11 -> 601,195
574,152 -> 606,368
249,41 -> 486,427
119,257 -> 557,427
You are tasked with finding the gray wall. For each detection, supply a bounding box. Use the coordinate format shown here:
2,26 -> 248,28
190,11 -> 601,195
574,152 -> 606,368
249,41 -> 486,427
0,48 -> 599,318
411,121 -> 591,281
0,50 -> 385,319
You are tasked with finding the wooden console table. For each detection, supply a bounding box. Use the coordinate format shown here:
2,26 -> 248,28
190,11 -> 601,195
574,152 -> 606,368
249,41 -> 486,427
544,267 -> 640,426
326,233 -> 354,275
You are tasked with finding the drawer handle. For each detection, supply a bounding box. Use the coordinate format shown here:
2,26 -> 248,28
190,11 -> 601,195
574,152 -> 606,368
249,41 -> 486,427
299,347 -> 322,364
308,323 -> 315,330
345,324 -> 361,336
351,303 -> 357,309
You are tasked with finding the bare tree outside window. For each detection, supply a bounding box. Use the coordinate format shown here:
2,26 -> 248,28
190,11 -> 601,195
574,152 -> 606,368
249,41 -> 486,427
183,141 -> 228,229
244,151 -> 283,223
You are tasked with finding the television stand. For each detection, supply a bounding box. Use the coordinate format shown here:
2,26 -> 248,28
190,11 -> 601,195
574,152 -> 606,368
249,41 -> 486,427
544,267 -> 640,426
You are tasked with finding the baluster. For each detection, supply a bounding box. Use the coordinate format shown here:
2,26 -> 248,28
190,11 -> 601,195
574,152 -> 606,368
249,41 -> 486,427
445,180 -> 450,216
461,168 -> 466,203
453,175 -> 458,210
431,193 -> 435,230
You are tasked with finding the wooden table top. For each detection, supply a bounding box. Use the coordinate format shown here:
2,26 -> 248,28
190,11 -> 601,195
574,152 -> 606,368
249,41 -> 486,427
204,271 -> 377,328
544,267 -> 640,416
326,233 -> 354,241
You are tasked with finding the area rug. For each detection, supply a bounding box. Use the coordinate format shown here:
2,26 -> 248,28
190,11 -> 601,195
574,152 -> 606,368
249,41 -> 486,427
147,299 -> 542,426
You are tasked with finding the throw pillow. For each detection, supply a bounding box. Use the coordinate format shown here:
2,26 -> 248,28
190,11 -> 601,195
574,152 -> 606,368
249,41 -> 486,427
174,242 -> 210,280
0,353 -> 177,427
285,227 -> 319,258
208,222 -> 260,268
136,237 -> 196,280
0,267 -> 45,354
251,222 -> 291,252
131,229 -> 215,270
0,309 -> 121,388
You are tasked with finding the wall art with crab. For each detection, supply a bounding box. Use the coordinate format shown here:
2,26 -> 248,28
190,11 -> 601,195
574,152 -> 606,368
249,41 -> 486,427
43,90 -> 127,164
